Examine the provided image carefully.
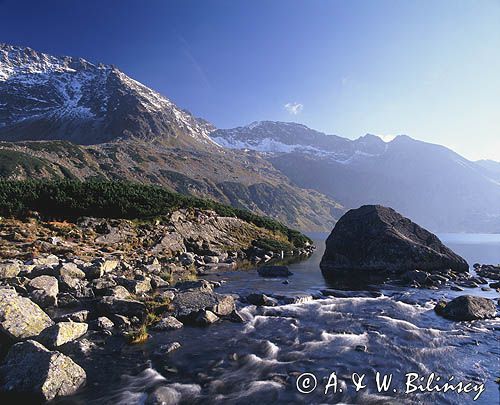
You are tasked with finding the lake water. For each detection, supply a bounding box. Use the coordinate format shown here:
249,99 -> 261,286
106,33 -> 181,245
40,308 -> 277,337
58,234 -> 500,405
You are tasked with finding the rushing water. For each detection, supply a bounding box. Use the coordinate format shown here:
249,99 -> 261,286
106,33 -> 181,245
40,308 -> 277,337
59,234 -> 500,405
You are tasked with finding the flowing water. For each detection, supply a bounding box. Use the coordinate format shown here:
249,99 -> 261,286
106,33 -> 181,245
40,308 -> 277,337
59,234 -> 500,405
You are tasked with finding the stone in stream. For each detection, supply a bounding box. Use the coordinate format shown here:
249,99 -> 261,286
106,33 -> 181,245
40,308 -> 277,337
0,289 -> 54,341
196,310 -> 219,325
435,295 -> 496,321
172,290 -> 235,319
246,293 -> 278,307
320,205 -> 469,280
0,340 -> 86,401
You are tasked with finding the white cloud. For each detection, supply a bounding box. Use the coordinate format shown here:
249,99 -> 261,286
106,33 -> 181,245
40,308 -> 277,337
284,102 -> 303,115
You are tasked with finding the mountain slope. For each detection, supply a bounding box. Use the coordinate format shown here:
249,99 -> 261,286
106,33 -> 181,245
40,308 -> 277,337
212,122 -> 500,233
0,45 -> 345,231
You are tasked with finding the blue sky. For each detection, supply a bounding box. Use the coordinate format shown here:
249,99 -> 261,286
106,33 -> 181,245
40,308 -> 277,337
1,0 -> 499,160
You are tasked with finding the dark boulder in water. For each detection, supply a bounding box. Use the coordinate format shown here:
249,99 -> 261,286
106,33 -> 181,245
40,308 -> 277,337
320,205 -> 469,279
435,295 -> 496,321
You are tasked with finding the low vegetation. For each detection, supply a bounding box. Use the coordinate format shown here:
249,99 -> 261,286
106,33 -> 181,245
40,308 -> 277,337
0,179 -> 312,247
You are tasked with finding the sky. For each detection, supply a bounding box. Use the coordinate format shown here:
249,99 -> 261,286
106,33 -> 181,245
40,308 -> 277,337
1,0 -> 499,161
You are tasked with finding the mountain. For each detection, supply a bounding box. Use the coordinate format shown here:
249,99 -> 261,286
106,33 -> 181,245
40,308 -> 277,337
0,45 -> 344,231
0,43 -> 218,147
476,159 -> 500,183
212,121 -> 500,233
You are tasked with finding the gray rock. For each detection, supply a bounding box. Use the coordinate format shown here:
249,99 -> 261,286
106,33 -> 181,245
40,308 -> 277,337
175,279 -> 213,292
118,278 -> 152,295
246,293 -> 278,307
96,316 -> 114,330
28,275 -> 59,307
320,205 -> 469,278
437,295 -> 496,321
98,296 -> 147,320
57,310 -> 90,323
172,290 -> 235,319
153,342 -> 181,357
106,285 -> 130,299
0,289 -> 53,340
0,340 -> 86,401
196,310 -> 219,325
38,322 -> 88,348
86,258 -> 119,279
403,270 -> 430,285
257,265 -> 293,277
56,262 -> 86,280
0,261 -> 21,279
151,316 -> 183,331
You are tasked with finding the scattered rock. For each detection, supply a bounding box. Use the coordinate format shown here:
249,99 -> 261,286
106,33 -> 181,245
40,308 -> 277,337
0,289 -> 53,341
28,275 -> 59,307
436,295 -> 496,321
57,310 -> 90,323
0,340 -> 86,401
96,317 -> 114,330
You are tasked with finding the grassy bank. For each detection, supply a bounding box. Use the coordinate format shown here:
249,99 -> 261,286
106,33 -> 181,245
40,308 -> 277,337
0,179 -> 312,248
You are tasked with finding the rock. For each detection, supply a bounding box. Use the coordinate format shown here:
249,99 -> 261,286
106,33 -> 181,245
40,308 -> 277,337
107,285 -> 130,299
151,316 -> 183,331
175,279 -> 213,292
204,255 -> 219,264
57,293 -> 80,308
118,278 -> 152,295
38,322 -> 88,348
196,310 -> 219,325
95,317 -> 114,330
227,310 -> 245,323
150,275 -> 169,289
320,205 -> 469,278
86,258 -> 119,279
0,340 -> 86,401
355,345 -> 367,352
257,265 -> 293,277
153,342 -> 181,356
111,314 -> 131,329
450,285 -> 465,292
246,293 -> 278,307
172,290 -> 235,319
57,310 -> 90,323
0,261 -> 21,279
489,281 -> 500,289
28,255 -> 60,267
0,289 -> 53,341
180,252 -> 195,266
282,295 -> 313,305
28,275 -> 59,307
437,295 -> 496,321
403,270 -> 430,285
56,262 -> 86,280
92,278 -> 117,295
98,297 -> 147,320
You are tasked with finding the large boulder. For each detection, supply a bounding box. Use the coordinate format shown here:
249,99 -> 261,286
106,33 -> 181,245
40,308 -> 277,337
436,295 -> 496,321
0,340 -> 86,401
320,205 -> 469,278
28,275 -> 59,308
0,289 -> 53,341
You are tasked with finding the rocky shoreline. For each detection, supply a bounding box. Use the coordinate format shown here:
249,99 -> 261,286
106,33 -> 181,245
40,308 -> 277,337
0,209 -> 314,402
